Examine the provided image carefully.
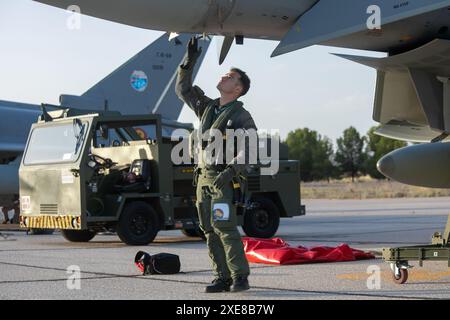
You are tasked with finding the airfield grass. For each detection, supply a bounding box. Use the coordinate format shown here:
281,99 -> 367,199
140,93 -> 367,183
301,176 -> 450,199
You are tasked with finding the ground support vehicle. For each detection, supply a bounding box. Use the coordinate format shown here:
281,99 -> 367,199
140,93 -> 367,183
19,108 -> 305,245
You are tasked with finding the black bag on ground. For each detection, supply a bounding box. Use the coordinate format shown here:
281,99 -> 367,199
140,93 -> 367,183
134,251 -> 180,275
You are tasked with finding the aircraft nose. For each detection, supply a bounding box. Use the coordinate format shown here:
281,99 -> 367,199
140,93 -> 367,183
377,155 -> 395,178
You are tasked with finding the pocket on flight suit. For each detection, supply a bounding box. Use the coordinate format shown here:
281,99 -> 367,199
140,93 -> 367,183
196,184 -> 214,233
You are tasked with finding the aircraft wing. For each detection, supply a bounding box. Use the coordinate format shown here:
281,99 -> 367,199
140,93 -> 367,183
272,0 -> 450,56
334,39 -> 450,141
34,0 -> 157,30
375,121 -> 450,143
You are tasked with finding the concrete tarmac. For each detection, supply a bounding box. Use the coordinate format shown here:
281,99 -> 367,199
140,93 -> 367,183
1,197 -> 450,300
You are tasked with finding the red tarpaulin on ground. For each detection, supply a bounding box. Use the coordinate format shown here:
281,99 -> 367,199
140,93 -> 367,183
242,237 -> 375,265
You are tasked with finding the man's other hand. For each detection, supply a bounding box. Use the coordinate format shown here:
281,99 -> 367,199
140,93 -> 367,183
213,167 -> 235,190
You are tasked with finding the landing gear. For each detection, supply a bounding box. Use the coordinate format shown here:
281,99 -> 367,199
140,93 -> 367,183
383,214 -> 450,284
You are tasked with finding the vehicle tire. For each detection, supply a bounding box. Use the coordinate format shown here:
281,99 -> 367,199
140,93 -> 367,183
117,201 -> 159,245
181,227 -> 206,240
242,197 -> 280,239
61,229 -> 96,242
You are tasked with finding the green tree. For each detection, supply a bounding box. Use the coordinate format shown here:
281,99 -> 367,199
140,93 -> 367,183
364,126 -> 407,179
335,127 -> 366,182
285,128 -> 335,182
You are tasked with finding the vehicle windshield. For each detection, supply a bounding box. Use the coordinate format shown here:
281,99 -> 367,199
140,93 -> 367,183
24,121 -> 89,165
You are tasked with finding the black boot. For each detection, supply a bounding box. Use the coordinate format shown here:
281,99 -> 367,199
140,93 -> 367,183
205,278 -> 232,293
231,276 -> 250,292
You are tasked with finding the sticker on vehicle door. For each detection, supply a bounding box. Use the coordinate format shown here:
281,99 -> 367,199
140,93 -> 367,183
61,170 -> 74,184
21,196 -> 31,213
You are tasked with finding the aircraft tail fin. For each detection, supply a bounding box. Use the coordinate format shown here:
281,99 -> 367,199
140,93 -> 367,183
60,33 -> 211,120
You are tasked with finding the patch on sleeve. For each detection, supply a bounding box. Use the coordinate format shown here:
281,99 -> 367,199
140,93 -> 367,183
212,203 -> 230,221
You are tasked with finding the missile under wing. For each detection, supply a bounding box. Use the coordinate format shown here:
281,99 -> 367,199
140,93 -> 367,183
378,142 -> 450,188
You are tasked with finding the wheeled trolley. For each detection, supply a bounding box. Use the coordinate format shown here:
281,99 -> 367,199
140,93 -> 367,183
382,214 -> 450,284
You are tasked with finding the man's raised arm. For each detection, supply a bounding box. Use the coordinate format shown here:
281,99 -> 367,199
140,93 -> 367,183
175,37 -> 212,119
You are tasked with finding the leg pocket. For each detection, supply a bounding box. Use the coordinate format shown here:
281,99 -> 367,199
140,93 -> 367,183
197,201 -> 213,233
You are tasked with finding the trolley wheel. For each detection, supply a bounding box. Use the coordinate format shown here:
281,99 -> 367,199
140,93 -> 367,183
392,268 -> 408,284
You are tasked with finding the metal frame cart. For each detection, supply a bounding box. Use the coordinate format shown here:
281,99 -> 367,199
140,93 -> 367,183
382,214 -> 450,284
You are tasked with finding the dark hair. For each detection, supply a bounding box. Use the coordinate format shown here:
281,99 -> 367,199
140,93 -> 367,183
231,68 -> 251,97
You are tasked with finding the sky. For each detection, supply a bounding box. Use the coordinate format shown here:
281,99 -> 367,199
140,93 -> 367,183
0,0 -> 383,145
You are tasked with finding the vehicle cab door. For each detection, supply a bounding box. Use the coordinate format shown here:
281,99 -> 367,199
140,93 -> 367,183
19,117 -> 94,230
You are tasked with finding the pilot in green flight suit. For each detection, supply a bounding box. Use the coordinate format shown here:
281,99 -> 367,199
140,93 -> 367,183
176,37 -> 257,293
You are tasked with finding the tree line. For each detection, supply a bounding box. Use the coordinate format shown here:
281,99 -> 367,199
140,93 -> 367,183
284,126 -> 407,182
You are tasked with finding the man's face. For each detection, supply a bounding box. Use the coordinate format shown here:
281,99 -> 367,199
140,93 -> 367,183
217,71 -> 243,96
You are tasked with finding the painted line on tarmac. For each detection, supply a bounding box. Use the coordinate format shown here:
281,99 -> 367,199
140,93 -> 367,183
0,246 -> 127,253
0,260 -> 272,283
0,261 -> 443,300
0,276 -> 117,285
0,238 -> 205,253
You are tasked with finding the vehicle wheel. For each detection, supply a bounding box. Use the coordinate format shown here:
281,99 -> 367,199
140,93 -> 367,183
29,229 -> 55,235
117,201 -> 159,245
392,269 -> 408,284
61,229 -> 96,242
243,197 -> 280,238
181,227 -> 206,240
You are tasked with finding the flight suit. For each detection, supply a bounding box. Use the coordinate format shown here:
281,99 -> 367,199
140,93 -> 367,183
176,55 -> 257,282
